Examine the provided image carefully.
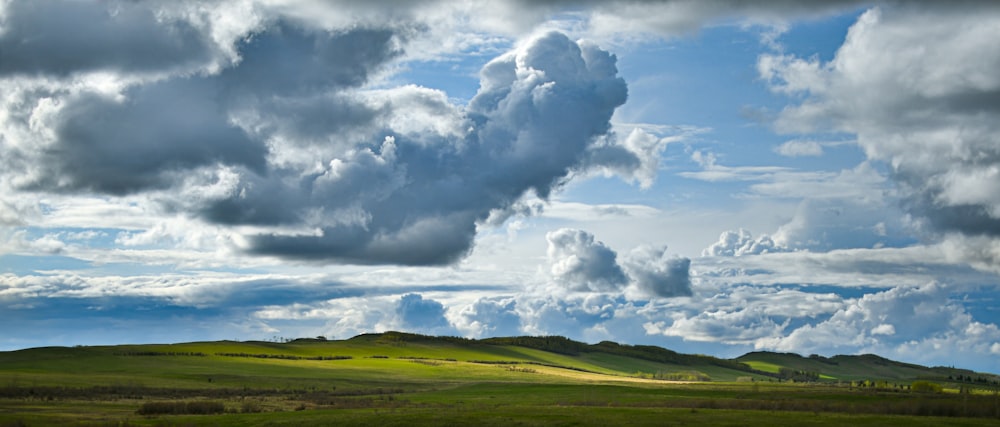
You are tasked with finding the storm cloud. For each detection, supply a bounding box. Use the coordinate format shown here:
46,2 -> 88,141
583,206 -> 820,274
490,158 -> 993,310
1,0 -> 646,266
0,1 -> 219,77
226,31 -> 631,265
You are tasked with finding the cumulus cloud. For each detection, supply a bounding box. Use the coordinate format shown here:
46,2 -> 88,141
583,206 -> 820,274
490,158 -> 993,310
519,293 -> 620,339
240,31 -> 632,264
546,228 -> 628,292
760,3 -> 1000,264
394,293 -> 455,334
755,282 -> 1000,368
454,296 -> 521,338
703,229 -> 785,257
546,228 -> 692,298
622,245 -> 692,298
3,0 -> 670,267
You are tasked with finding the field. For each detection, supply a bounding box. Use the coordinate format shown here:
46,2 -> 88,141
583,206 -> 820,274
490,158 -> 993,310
0,332 -> 997,426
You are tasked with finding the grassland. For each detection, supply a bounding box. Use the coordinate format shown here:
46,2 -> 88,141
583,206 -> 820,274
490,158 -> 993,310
0,332 -> 997,426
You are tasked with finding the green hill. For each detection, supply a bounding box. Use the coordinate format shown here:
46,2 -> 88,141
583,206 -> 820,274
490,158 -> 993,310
737,351 -> 999,385
0,332 -> 995,389
2,333 -> 1000,426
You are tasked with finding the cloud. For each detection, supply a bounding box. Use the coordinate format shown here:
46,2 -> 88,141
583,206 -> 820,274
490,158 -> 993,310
2,3 -> 649,267
546,228 -> 628,292
622,245 -> 692,298
208,30 -> 631,265
34,81 -> 268,195
454,296 -> 522,338
760,3 -> 1000,261
582,127 -> 674,189
773,139 -> 823,157
0,1 -> 222,77
583,0 -> 867,39
755,282 -> 1000,368
696,243 -> 999,292
5,21 -> 402,195
519,293 -> 620,339
773,199 -> 916,252
703,229 -> 785,257
395,293 -> 454,334
546,228 -> 692,298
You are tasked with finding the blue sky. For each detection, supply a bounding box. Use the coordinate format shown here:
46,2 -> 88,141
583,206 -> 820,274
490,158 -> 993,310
1,0 -> 999,373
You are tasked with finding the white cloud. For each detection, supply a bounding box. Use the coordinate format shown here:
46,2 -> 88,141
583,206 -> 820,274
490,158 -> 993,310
772,195 -> 913,252
761,4 -> 1000,265
454,296 -> 521,338
774,139 -> 823,157
755,282 -> 1000,368
585,0 -> 865,41
702,229 -> 786,257
546,228 -> 628,293
871,323 -> 895,336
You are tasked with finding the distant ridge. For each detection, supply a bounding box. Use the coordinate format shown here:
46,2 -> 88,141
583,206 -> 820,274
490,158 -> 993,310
347,331 -> 999,382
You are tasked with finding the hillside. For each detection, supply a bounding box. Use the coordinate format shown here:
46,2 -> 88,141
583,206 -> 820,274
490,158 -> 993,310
2,332 -> 1000,426
737,350 -> 999,384
0,332 -> 995,387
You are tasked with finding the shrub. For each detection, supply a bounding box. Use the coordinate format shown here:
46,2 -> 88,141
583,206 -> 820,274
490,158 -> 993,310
137,400 -> 225,415
241,400 -> 263,413
911,381 -> 943,394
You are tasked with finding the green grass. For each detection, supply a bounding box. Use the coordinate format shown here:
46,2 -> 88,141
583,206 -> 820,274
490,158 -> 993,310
1,333 -> 998,426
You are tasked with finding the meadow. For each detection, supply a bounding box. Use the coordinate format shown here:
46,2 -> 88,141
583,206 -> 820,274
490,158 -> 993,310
0,332 -> 997,426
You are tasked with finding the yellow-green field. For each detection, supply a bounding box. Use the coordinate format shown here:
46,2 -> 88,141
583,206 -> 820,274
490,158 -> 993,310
0,332 -> 997,426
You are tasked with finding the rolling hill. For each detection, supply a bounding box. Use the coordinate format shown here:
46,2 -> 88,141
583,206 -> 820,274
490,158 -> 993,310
2,332 -> 999,426
1,331 -> 995,387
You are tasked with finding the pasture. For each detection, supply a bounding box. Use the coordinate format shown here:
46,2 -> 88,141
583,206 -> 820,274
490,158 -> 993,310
0,332 -> 997,426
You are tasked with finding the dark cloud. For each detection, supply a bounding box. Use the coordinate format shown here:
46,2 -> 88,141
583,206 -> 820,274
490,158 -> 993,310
241,32 -> 629,264
899,173 -> 1000,238
623,245 -> 692,298
545,228 -> 692,297
546,228 -> 628,292
2,2 -> 652,266
35,79 -> 267,195
0,1 -> 217,76
224,24 -> 401,97
15,21 -> 401,197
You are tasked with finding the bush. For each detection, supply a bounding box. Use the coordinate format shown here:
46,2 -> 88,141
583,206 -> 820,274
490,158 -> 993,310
137,400 -> 225,415
241,400 -> 263,413
911,381 -> 943,394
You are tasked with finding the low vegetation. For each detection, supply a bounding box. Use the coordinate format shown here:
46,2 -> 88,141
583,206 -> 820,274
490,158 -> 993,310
0,332 -> 997,426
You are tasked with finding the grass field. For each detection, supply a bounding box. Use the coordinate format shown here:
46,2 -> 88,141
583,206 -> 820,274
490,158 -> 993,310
0,332 -> 997,426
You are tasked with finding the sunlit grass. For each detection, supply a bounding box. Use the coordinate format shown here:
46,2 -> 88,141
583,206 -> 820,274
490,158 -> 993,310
1,336 -> 998,426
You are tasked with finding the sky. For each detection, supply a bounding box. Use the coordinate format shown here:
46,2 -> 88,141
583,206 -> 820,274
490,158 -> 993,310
1,0 -> 999,373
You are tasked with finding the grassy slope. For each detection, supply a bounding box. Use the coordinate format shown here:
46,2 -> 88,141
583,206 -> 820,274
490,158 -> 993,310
1,332 -> 995,390
2,334 -> 999,426
737,351 -> 999,383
